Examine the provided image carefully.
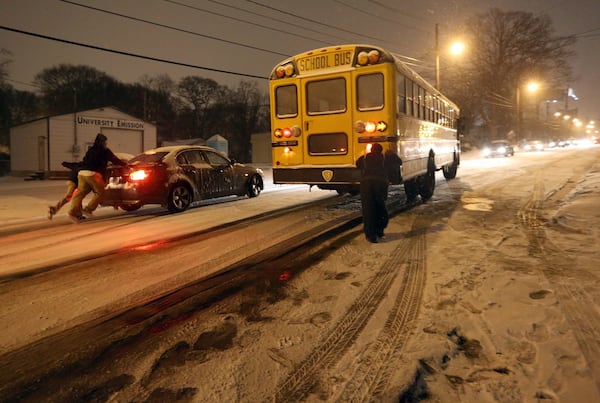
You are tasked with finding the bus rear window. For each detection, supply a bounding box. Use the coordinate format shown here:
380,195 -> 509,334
275,85 -> 298,118
308,133 -> 348,155
306,78 -> 346,115
357,73 -> 384,111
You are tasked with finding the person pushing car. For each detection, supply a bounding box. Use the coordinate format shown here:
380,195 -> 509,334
68,133 -> 125,223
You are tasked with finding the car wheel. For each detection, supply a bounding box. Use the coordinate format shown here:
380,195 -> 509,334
418,155 -> 436,201
120,202 -> 142,212
167,183 -> 192,212
247,174 -> 263,198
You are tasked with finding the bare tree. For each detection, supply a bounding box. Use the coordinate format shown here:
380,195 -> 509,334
34,64 -> 120,115
444,8 -> 575,143
177,76 -> 225,138
0,48 -> 11,86
220,80 -> 269,161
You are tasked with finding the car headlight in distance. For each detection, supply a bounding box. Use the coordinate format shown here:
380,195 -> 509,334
498,146 -> 506,153
482,148 -> 491,156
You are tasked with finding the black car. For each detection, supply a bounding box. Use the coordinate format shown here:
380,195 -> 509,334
482,140 -> 515,158
102,145 -> 264,213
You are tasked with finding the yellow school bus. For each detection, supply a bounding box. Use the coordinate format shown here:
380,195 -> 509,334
269,44 -> 461,200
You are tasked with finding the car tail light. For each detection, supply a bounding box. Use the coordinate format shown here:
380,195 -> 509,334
129,169 -> 148,181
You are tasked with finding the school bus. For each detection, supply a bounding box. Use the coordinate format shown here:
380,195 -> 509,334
269,44 -> 461,200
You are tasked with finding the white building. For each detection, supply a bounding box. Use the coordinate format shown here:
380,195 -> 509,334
10,107 -> 156,177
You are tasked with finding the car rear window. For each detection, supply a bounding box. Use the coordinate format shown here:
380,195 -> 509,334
130,152 -> 168,164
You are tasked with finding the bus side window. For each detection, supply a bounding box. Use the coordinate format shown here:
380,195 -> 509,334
425,91 -> 432,122
413,82 -> 419,118
406,79 -> 414,116
419,87 -> 426,120
357,73 -> 384,111
275,85 -> 298,118
397,75 -> 406,114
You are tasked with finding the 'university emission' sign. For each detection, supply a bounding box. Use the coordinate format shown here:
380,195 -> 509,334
76,115 -> 144,129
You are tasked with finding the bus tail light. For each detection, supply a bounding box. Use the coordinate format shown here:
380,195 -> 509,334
357,49 -> 380,66
355,120 -> 387,134
274,125 -> 301,138
276,63 -> 296,78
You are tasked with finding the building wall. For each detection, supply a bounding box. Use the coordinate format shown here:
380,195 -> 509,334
10,107 -> 157,176
49,113 -> 77,170
251,132 -> 272,164
9,118 -> 48,175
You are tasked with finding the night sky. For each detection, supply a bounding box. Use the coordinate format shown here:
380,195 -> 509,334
1,0 -> 598,118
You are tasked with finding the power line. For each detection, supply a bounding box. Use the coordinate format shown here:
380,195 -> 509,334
167,0 -> 339,45
59,0 -> 289,58
5,77 -> 40,89
334,0 -> 429,35
64,0 -> 426,70
367,0 -> 429,23
245,0 -> 388,44
332,0 -> 426,62
0,25 -> 269,80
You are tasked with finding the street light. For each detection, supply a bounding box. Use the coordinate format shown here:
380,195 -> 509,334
516,80 -> 539,139
435,23 -> 465,90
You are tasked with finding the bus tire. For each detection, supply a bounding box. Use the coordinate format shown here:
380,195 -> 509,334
418,156 -> 436,201
404,179 -> 419,202
442,162 -> 458,180
442,153 -> 459,180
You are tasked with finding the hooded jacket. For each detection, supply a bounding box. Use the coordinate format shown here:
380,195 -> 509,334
80,133 -> 124,177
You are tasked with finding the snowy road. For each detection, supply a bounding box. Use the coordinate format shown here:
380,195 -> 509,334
2,148 -> 600,401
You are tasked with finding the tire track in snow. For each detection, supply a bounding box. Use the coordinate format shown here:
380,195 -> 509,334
274,208 -> 430,402
519,172 -> 600,393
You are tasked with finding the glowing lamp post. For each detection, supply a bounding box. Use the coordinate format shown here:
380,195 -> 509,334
516,81 -> 539,139
435,23 -> 465,90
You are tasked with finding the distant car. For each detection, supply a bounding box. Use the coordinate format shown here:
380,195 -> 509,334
522,140 -> 545,152
482,140 -> 514,158
102,145 -> 264,213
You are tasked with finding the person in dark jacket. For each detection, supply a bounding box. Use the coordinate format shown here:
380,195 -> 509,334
68,133 -> 125,223
48,161 -> 81,220
357,143 -> 389,243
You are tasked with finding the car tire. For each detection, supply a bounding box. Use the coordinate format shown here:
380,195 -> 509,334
167,183 -> 192,212
247,174 -> 263,198
120,202 -> 142,212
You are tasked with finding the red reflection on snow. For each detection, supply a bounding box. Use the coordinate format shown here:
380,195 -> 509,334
128,240 -> 167,251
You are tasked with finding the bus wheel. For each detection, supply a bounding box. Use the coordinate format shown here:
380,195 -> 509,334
404,179 -> 418,203
335,185 -> 359,196
442,162 -> 458,179
418,156 -> 436,201
442,153 -> 459,180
